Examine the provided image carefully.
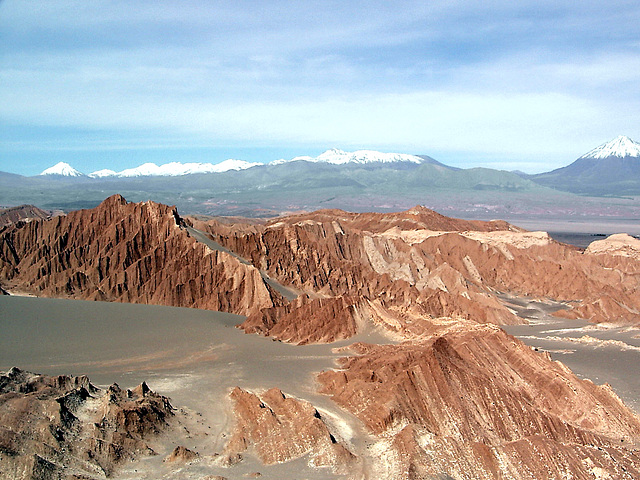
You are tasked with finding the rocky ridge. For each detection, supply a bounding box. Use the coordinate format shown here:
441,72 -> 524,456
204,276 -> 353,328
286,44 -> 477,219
0,367 -> 174,479
318,324 -> 640,479
0,195 -> 283,316
199,206 -> 640,343
3,197 -> 640,479
0,205 -> 50,228
221,387 -> 355,473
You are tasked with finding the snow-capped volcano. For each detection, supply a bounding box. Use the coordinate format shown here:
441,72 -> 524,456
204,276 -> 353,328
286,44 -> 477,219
39,162 -> 84,177
89,159 -> 261,178
531,134 -> 640,195
579,135 -> 640,159
271,148 -> 425,166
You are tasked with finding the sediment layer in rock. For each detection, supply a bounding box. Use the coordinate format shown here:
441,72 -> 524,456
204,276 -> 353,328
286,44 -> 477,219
197,206 -> 640,341
222,387 -> 355,473
0,205 -> 50,228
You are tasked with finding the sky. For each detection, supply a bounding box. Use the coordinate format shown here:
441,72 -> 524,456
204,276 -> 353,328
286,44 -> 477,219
1,0 -> 639,176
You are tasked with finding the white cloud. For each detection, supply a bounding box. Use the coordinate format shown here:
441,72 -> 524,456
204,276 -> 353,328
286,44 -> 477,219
1,0 -> 639,174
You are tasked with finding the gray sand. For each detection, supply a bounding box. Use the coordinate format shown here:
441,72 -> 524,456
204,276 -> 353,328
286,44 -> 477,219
2,292 -> 639,477
0,295 -> 390,479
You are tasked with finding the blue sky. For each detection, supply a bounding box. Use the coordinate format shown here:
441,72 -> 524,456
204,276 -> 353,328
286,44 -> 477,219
1,0 -> 639,176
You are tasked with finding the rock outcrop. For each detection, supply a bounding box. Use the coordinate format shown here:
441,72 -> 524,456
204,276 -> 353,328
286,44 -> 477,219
0,195 -> 283,315
221,387 -> 355,473
0,205 -> 50,228
586,233 -> 640,258
0,367 -> 174,479
164,445 -> 199,463
318,325 -> 640,479
4,199 -> 640,479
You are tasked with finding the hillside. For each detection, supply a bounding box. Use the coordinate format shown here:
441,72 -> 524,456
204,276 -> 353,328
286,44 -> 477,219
0,155 -> 587,220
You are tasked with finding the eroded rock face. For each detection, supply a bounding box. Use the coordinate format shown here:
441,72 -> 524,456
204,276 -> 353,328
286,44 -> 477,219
0,195 -> 282,316
222,387 -> 355,473
317,325 -> 640,479
4,200 -> 640,479
201,206 -> 640,341
164,445 -> 199,463
0,367 -> 174,479
242,295 -> 366,345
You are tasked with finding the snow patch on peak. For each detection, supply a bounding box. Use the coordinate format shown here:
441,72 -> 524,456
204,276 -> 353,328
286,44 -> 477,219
272,149 -> 425,166
92,160 -> 262,178
117,163 -> 161,177
580,135 -> 640,159
89,169 -> 117,178
39,162 -> 84,177
210,159 -> 261,173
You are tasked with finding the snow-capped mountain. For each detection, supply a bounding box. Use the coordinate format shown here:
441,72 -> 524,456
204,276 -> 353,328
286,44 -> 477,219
89,169 -> 118,178
270,148 -> 425,166
39,162 -> 84,177
88,160 -> 261,178
531,135 -> 640,195
579,135 -> 640,159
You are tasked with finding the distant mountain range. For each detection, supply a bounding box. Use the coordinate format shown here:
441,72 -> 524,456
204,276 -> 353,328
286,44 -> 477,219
2,136 -> 638,218
39,149 -> 446,178
40,159 -> 261,178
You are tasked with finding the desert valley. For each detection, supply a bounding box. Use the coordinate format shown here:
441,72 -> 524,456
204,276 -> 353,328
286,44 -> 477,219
1,181 -> 640,479
4,1 -> 640,477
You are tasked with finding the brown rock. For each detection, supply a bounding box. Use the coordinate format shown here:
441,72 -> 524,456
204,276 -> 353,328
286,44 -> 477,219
164,445 -> 199,463
222,387 -> 355,472
241,295 -> 365,344
318,325 -> 640,479
0,204 -> 50,228
203,206 -> 640,341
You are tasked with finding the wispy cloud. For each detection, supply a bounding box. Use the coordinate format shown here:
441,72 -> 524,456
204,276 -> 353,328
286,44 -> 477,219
1,0 -> 639,174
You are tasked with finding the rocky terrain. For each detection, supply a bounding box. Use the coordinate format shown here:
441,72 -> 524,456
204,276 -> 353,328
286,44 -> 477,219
2,196 -> 640,479
0,195 -> 283,316
221,387 -> 355,472
319,325 -> 640,479
0,205 -> 50,228
201,205 -> 640,340
0,367 -> 174,479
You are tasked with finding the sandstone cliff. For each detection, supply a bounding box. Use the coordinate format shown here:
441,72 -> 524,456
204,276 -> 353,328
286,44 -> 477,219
0,205 -> 50,228
0,367 -> 174,479
0,195 -> 283,316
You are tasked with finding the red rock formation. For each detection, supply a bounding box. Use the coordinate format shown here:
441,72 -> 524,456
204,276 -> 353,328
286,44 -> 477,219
0,195 -> 283,315
0,367 -> 174,479
200,206 -> 640,340
318,325 -> 640,479
242,295 -> 365,344
222,387 -> 354,472
3,200 -> 640,479
0,205 -> 50,228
